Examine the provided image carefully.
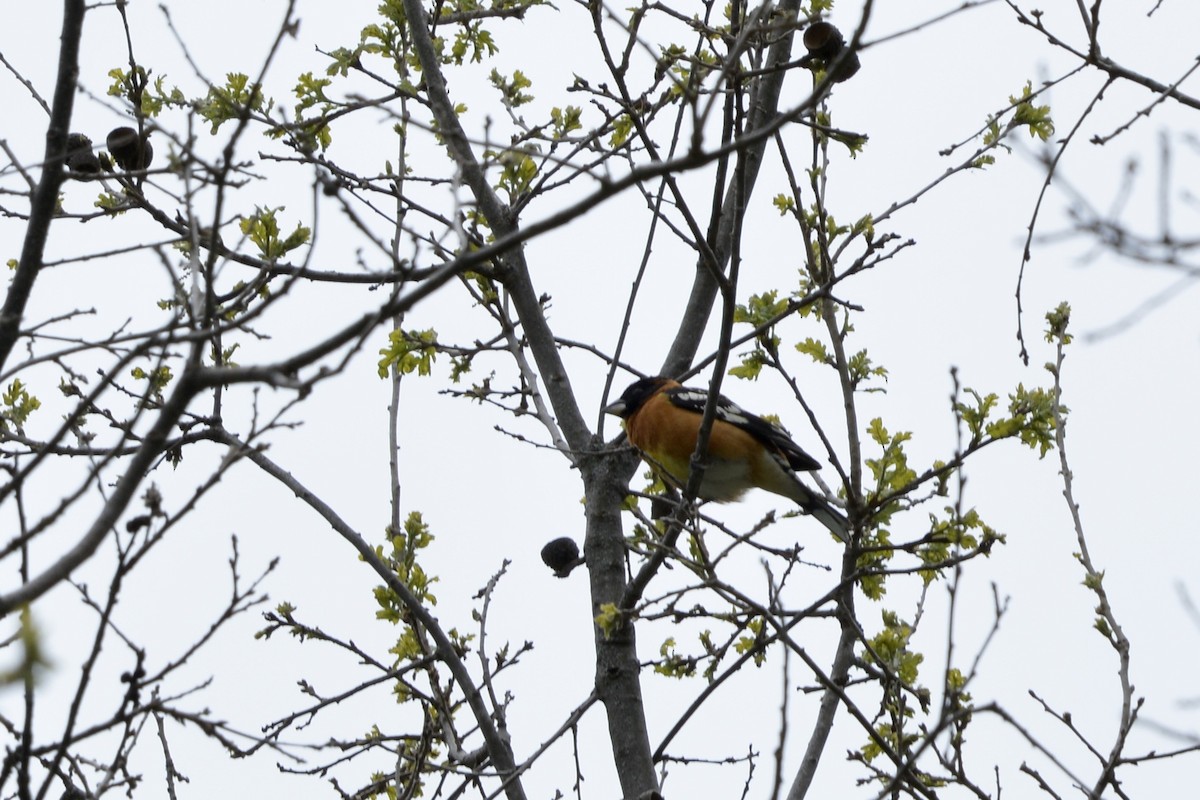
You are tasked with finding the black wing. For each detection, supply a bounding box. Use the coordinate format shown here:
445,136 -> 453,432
665,386 -> 821,472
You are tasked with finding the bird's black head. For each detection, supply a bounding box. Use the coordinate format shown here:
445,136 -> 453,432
603,375 -> 674,418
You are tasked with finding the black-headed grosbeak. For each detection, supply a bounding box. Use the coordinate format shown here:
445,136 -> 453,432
604,376 -> 848,540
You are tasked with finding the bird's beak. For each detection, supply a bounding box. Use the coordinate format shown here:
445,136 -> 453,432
602,399 -> 626,417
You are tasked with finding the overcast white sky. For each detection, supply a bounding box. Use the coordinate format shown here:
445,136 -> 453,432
2,1 -> 1199,798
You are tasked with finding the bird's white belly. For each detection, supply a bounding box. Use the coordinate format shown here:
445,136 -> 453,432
695,459 -> 753,502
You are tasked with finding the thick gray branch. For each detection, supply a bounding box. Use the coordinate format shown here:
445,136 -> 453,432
0,0 -> 85,373
399,0 -> 590,453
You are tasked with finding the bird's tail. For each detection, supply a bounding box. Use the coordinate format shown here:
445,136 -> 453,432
790,483 -> 851,543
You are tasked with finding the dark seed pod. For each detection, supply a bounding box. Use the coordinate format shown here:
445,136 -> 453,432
65,133 -> 101,176
803,21 -> 844,61
66,132 -> 92,156
106,127 -> 138,168
801,21 -> 860,83
828,50 -> 860,83
125,514 -> 152,533
540,537 -> 585,578
107,126 -> 154,170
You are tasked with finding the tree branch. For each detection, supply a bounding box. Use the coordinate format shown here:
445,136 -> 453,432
222,430 -> 529,800
0,0 -> 86,373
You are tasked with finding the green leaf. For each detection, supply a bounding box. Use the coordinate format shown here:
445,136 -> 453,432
982,117 -> 1003,148
796,337 -> 831,365
377,328 -> 439,378
1009,81 -> 1055,141
848,348 -> 888,390
864,419 -> 916,524
373,511 -> 440,625
1000,384 -> 1057,456
610,114 -> 634,147
0,380 -> 41,433
449,25 -> 498,66
1044,301 -> 1072,344
550,106 -> 583,137
0,607 -> 48,686
238,207 -> 310,260
130,365 -> 173,400
734,290 -> 788,326
954,388 -> 999,443
489,69 -> 534,107
852,214 -> 875,240
95,191 -> 130,214
733,618 -> 766,666
495,151 -> 538,199
197,72 -> 269,134
105,66 -> 186,118
856,527 -> 894,598
728,352 -> 765,380
863,611 -> 924,686
294,71 -> 333,114
653,637 -> 697,678
595,603 -> 623,639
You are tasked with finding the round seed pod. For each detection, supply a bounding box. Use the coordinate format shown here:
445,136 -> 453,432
801,22 -> 860,83
107,126 -> 154,170
65,133 -> 101,176
540,537 -> 585,578
828,50 -> 861,83
802,21 -> 844,61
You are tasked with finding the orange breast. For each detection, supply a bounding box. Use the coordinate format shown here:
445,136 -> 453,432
624,393 -> 768,501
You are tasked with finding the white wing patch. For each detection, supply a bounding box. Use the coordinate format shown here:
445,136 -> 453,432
672,389 -> 755,427
671,388 -> 708,406
675,389 -> 792,436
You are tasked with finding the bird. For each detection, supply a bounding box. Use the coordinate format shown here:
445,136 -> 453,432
604,376 -> 849,541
